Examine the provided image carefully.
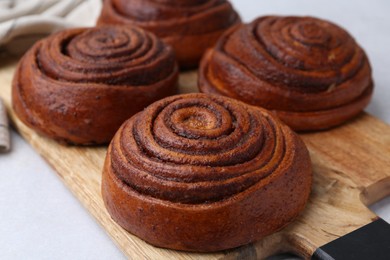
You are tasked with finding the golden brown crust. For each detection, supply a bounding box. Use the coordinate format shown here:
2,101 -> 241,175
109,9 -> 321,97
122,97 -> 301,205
97,0 -> 241,68
102,93 -> 312,252
12,26 -> 178,145
199,16 -> 373,131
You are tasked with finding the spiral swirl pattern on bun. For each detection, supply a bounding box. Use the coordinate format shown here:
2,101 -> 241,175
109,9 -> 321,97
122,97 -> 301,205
98,0 -> 241,68
102,93 -> 312,251
199,16 -> 373,131
12,26 -> 178,145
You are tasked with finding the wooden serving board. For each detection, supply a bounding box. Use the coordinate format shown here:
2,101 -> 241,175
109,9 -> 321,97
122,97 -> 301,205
1,56 -> 390,259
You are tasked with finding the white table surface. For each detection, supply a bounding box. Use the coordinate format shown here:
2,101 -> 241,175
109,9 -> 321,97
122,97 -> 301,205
1,1 -> 390,259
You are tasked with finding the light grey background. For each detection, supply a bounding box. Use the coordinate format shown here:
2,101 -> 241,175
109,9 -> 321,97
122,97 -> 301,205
1,0 -> 390,259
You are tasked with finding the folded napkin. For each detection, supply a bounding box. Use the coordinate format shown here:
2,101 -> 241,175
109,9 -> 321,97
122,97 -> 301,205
0,0 -> 101,54
0,97 -> 9,153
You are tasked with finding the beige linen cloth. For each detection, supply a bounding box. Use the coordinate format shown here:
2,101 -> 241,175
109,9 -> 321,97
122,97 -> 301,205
0,97 -> 9,152
0,0 -> 102,54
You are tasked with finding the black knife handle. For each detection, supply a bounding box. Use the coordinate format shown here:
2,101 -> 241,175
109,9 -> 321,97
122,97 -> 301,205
312,218 -> 390,260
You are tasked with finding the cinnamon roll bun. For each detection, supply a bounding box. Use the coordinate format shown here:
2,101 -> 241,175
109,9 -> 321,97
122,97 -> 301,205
97,0 -> 241,68
199,16 -> 373,131
102,93 -> 312,251
12,25 -> 178,144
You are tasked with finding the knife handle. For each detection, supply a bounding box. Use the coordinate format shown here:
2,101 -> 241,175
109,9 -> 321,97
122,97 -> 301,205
312,218 -> 390,260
